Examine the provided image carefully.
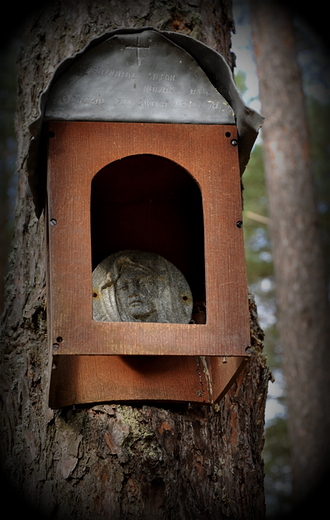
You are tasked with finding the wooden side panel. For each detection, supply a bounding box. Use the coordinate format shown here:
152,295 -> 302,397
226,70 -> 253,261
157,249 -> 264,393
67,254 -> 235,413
206,356 -> 248,402
47,121 -> 250,357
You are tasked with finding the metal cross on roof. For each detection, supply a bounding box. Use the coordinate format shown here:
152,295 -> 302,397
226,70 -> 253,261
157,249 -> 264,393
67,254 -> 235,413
125,35 -> 150,66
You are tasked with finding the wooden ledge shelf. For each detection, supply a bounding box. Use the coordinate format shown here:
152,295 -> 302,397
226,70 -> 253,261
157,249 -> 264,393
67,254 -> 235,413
49,355 -> 248,408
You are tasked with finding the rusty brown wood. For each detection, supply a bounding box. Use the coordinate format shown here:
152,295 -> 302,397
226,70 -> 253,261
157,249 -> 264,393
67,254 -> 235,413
206,356 -> 247,402
49,354 -> 247,408
47,121 -> 250,357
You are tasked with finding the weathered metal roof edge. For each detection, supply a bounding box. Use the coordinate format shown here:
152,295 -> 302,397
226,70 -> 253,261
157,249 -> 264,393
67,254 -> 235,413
27,27 -> 264,215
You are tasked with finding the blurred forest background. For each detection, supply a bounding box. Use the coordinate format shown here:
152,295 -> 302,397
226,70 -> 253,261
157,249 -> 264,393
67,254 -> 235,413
0,1 -> 329,519
233,1 -> 330,517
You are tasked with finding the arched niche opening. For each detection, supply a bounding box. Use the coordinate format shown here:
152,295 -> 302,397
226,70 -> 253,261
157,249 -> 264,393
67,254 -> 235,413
90,154 -> 206,320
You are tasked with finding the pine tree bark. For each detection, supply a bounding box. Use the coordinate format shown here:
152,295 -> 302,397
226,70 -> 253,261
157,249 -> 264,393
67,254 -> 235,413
0,1 -> 269,518
250,0 -> 330,507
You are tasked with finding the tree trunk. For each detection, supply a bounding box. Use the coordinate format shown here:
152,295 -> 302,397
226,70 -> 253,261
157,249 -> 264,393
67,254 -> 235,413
249,0 -> 330,508
0,1 -> 269,518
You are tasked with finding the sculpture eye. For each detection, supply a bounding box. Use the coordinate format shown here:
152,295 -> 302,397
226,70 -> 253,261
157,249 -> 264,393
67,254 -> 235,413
139,277 -> 152,289
118,280 -> 129,291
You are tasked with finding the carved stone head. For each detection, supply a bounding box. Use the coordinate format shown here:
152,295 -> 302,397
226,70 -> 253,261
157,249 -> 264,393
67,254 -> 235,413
92,250 -> 193,323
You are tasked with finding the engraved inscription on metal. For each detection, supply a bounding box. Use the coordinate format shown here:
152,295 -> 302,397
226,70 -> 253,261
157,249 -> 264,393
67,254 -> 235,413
45,30 -> 235,124
92,250 -> 193,324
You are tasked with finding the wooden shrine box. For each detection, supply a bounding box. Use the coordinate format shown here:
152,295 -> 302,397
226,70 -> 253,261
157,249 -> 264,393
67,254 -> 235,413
37,29 -> 263,408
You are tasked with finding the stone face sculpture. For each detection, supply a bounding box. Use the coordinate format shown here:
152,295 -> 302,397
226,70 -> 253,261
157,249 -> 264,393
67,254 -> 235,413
92,250 -> 193,323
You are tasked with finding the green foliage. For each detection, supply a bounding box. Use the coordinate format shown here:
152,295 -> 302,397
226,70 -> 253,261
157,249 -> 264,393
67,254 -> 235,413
235,69 -> 249,97
242,144 -> 272,282
263,417 -> 292,518
241,143 -> 292,517
306,96 -> 330,278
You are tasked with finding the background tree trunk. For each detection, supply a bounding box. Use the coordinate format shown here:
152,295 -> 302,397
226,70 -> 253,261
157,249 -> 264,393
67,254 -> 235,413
249,0 -> 330,508
0,1 -> 269,518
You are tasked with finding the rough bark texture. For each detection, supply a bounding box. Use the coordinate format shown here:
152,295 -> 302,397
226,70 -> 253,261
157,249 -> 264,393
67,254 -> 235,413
250,0 -> 330,507
0,1 -> 269,518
